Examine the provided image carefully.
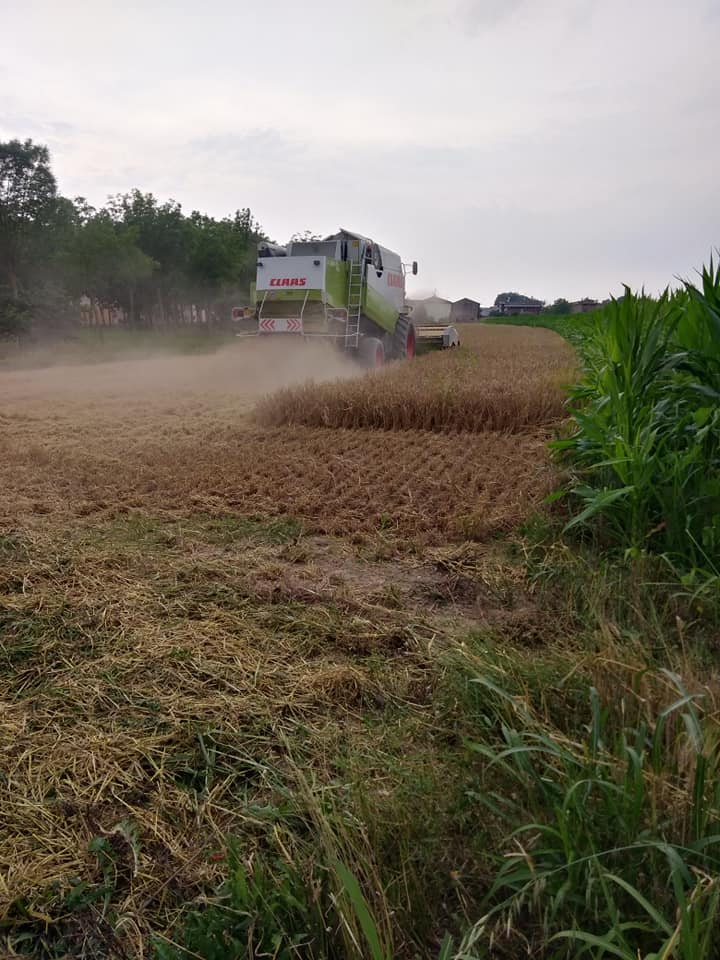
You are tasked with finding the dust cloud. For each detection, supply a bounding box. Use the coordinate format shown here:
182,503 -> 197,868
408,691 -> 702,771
0,337 -> 360,415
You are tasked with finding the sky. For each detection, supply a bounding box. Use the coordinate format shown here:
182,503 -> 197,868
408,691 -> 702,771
2,0 -> 719,304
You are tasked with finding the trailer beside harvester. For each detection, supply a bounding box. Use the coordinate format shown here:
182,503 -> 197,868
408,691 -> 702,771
232,229 -> 459,366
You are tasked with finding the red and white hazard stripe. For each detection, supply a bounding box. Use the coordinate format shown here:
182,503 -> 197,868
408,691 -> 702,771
258,317 -> 303,334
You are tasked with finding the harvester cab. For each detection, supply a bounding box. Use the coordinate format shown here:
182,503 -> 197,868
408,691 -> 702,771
233,229 -> 459,366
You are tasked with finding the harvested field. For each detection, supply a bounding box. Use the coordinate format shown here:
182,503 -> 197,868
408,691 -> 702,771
0,511 -> 547,957
0,325 -> 570,542
256,325 -> 575,432
0,324 -> 575,957
0,425 -> 556,541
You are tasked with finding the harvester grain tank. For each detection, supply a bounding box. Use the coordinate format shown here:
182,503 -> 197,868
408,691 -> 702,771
233,229 -> 459,365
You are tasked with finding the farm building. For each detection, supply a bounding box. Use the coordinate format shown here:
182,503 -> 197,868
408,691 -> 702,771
407,295 -> 453,323
569,298 -> 600,313
494,293 -> 544,316
451,298 -> 481,322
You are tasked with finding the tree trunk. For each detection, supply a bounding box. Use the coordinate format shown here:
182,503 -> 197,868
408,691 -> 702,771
8,268 -> 19,301
157,288 -> 165,327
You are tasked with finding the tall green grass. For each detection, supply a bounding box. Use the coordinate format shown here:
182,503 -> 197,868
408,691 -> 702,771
151,756 -> 398,960
457,670 -> 720,959
149,648 -> 720,960
554,260 -> 720,588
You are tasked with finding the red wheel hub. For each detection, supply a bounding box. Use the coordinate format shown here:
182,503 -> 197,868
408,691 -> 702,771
406,325 -> 415,360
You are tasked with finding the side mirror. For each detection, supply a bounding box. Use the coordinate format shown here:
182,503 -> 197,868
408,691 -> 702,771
412,261 -> 418,276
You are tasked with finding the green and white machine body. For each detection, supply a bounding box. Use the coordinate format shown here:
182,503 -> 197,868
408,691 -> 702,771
234,228 -> 459,364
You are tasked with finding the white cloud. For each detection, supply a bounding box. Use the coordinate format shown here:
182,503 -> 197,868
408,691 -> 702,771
1,0 -> 718,302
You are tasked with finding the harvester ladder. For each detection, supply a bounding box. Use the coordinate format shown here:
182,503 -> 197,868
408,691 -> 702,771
298,289 -> 310,326
258,288 -> 269,323
345,258 -> 364,348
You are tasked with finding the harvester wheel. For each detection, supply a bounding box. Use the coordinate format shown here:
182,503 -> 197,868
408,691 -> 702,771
394,315 -> 416,360
358,336 -> 385,369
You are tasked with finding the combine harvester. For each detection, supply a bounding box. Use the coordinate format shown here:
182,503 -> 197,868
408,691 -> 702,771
232,229 -> 459,366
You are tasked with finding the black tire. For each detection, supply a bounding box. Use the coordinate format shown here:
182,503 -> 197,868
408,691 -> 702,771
358,336 -> 385,369
393,315 -> 416,360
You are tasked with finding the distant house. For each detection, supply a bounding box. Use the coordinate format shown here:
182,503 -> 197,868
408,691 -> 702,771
406,295 -> 453,323
450,298 -> 481,323
569,298 -> 600,314
494,292 -> 544,316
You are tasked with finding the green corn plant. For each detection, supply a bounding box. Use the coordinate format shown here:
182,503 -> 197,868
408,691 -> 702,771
554,289 -> 680,547
555,259 -> 720,582
678,257 -> 720,371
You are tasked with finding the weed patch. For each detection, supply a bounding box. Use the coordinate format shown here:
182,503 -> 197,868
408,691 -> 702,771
460,670 -> 720,959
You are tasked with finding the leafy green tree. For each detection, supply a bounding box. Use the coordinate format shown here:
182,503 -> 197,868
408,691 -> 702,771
543,297 -> 571,315
0,139 -> 58,299
289,230 -> 322,243
0,294 -> 32,337
102,193 -> 263,323
105,190 -> 192,321
494,291 -> 543,307
61,213 -> 157,324
187,213 -> 239,290
494,291 -> 521,304
0,140 -> 265,334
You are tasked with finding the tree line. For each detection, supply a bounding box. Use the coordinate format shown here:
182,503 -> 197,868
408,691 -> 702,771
0,138 -> 266,337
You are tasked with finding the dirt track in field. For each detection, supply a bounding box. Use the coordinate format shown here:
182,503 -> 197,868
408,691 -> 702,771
0,336 -> 357,411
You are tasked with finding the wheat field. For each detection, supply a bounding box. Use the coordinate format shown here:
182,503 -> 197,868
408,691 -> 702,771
257,325 -> 575,432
